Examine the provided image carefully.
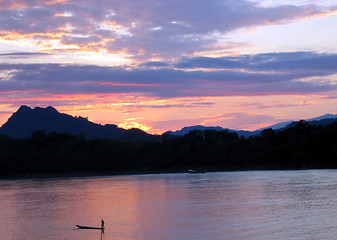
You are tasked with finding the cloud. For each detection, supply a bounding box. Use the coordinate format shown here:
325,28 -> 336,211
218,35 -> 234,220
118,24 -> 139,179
104,1 -> 337,59
175,52 -> 337,73
122,102 -> 215,112
1,51 -> 337,98
0,0 -> 335,60
61,35 -> 102,45
235,100 -> 319,110
323,95 -> 337,100
0,111 -> 12,116
139,61 -> 170,68
0,52 -> 51,59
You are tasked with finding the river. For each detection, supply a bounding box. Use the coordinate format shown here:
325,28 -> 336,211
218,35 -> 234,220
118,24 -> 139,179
1,170 -> 337,240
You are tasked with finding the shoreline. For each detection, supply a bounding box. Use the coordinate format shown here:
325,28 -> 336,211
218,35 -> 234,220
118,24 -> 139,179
0,169 -> 187,181
0,166 -> 330,181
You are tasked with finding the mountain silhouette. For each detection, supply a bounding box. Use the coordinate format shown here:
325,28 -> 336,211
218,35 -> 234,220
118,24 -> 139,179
0,105 -> 158,141
1,106 -> 337,140
164,125 -> 256,138
165,125 -> 225,136
166,114 -> 337,137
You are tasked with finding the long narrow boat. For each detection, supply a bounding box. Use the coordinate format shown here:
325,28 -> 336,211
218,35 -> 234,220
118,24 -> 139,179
76,225 -> 104,230
187,169 -> 205,174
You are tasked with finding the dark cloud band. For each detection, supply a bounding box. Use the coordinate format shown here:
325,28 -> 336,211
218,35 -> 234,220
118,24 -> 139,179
0,51 -> 336,97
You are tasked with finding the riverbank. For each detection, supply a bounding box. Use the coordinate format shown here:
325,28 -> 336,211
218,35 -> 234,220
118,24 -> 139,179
0,169 -> 189,180
0,164 -> 321,181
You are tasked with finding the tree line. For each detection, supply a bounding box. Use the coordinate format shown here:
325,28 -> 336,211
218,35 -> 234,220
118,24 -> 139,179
1,120 -> 337,178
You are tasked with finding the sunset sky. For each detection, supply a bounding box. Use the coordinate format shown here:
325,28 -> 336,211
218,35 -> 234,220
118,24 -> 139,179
1,0 -> 337,134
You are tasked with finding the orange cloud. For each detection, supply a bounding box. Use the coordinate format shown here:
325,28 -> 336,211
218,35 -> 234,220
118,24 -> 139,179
0,1 -> 27,9
44,0 -> 68,5
0,0 -> 68,9
315,9 -> 337,17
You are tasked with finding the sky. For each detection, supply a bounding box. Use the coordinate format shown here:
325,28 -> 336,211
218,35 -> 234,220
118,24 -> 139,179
1,0 -> 337,134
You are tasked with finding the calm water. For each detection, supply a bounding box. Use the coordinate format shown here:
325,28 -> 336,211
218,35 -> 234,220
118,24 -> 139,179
1,170 -> 337,240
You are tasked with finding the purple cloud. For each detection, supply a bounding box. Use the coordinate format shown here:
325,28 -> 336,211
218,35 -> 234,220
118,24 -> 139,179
123,102 -> 215,111
139,61 -> 170,68
1,51 -> 337,98
0,0 -> 335,59
61,35 -> 102,45
0,111 -> 12,115
175,52 -> 337,73
235,101 -> 318,110
0,52 -> 51,59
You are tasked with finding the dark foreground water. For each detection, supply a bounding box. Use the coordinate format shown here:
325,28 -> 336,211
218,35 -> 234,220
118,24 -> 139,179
1,170 -> 337,240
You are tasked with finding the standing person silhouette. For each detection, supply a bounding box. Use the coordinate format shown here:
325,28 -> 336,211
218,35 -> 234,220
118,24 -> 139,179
101,219 -> 105,229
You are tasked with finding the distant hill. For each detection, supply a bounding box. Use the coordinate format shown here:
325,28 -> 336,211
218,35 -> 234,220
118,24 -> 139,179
166,114 -> 337,137
165,125 -> 257,138
285,118 -> 337,129
165,125 -> 225,136
258,114 -> 337,131
0,105 -> 158,141
164,125 -> 257,138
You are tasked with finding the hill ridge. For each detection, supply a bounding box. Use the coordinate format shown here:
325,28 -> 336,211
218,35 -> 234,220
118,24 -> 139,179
166,114 -> 337,137
0,105 -> 158,141
1,105 -> 337,139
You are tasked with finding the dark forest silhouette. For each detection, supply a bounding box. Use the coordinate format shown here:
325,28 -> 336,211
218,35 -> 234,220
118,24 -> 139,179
1,119 -> 337,178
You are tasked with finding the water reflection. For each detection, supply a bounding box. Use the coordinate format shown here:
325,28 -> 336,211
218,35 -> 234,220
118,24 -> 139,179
1,171 -> 337,239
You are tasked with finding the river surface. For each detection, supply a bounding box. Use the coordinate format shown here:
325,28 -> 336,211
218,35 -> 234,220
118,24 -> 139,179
1,170 -> 337,240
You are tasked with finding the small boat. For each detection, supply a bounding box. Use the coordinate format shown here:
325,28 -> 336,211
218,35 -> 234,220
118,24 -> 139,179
76,225 -> 104,230
76,219 -> 105,230
187,169 -> 205,174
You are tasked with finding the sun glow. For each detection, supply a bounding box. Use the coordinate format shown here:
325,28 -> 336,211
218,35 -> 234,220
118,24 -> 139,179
118,118 -> 152,132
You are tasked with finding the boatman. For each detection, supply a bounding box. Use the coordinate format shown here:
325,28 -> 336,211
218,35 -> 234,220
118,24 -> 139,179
101,219 -> 105,229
